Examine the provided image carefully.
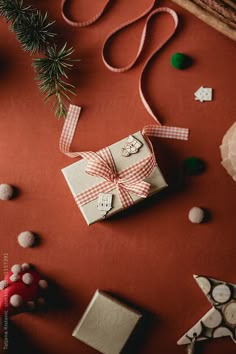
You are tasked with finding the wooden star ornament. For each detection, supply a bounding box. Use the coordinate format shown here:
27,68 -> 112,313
178,275 -> 236,353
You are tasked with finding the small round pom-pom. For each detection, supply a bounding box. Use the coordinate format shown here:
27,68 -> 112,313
10,294 -> 23,308
0,184 -> 14,200
11,264 -> 22,274
183,157 -> 206,176
171,53 -> 192,70
38,280 -> 48,289
10,274 -> 19,282
188,207 -> 205,224
22,273 -> 34,285
21,263 -> 30,271
0,280 -> 8,290
18,231 -> 35,248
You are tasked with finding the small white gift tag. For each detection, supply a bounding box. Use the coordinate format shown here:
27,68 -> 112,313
121,135 -> 143,157
97,193 -> 113,217
194,86 -> 213,102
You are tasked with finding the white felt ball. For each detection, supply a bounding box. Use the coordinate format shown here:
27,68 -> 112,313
38,280 -> 48,289
10,294 -> 23,308
10,274 -> 19,282
11,264 -> 22,274
21,263 -> 30,271
18,231 -> 35,248
0,184 -> 14,200
22,273 -> 34,285
188,207 -> 205,224
0,280 -> 8,290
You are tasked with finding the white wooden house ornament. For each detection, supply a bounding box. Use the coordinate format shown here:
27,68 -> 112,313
121,135 -> 143,157
178,275 -> 236,353
194,86 -> 213,102
97,193 -> 113,217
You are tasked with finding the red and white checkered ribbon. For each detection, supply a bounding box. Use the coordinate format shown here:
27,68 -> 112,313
60,3 -> 189,209
77,149 -> 155,208
60,105 -> 189,208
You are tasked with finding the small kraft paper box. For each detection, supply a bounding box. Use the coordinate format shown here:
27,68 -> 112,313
61,130 -> 168,225
72,290 -> 142,354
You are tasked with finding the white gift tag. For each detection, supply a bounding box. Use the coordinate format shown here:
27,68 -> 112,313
121,135 -> 143,157
97,193 -> 113,217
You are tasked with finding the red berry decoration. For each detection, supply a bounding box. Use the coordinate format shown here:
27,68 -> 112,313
0,263 -> 48,318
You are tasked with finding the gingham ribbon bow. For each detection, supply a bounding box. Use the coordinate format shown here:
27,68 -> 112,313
76,148 -> 155,208
60,105 -> 189,209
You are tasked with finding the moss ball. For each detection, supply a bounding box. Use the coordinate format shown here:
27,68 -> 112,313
183,157 -> 206,176
171,53 -> 192,69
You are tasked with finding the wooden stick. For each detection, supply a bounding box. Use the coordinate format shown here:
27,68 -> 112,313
170,0 -> 236,41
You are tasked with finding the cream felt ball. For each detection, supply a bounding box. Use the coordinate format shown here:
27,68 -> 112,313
18,231 -> 36,248
10,294 -> 23,308
22,273 -> 34,285
11,264 -> 22,274
188,207 -> 205,224
0,184 -> 14,200
21,263 -> 30,271
38,280 -> 48,289
0,280 -> 7,290
10,274 -> 19,282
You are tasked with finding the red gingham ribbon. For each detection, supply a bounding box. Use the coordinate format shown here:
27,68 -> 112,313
77,149 -> 155,208
60,105 -> 189,208
60,3 -> 189,209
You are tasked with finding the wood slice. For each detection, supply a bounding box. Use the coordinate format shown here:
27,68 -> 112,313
212,284 -> 231,303
202,308 -> 222,328
195,277 -> 211,295
170,0 -> 236,41
213,326 -> 233,338
223,301 -> 236,325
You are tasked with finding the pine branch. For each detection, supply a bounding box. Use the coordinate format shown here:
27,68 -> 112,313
13,11 -> 56,54
0,0 -> 31,23
33,44 -> 77,119
0,0 -> 77,118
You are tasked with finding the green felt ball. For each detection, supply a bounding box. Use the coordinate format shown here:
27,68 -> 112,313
183,157 -> 206,176
171,53 -> 192,69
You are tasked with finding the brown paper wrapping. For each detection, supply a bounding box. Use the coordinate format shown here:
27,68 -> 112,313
72,290 -> 142,354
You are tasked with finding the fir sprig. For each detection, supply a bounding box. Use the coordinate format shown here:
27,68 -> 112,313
13,11 -> 56,54
34,44 -> 76,119
0,0 -> 31,23
0,0 -> 77,118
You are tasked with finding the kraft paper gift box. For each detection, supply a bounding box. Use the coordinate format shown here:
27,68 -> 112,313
61,131 -> 167,225
72,290 -> 142,354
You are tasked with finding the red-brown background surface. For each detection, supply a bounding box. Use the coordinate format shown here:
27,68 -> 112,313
0,0 -> 236,353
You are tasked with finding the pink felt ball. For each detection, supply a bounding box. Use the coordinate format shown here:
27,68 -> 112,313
18,231 -> 35,248
10,294 -> 23,308
0,184 -> 14,200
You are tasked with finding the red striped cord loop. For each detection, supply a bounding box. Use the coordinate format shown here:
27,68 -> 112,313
102,5 -> 178,125
61,0 -> 112,27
